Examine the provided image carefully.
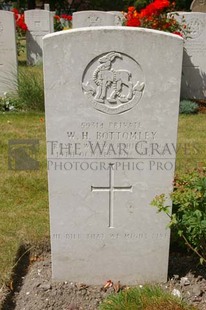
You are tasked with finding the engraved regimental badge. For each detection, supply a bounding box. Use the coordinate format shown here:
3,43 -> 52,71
188,18 -> 204,39
199,0 -> 206,5
86,15 -> 101,26
82,51 -> 145,114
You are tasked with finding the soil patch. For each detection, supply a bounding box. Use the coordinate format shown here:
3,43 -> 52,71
1,250 -> 206,310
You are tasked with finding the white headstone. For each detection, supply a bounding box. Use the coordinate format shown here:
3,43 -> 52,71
173,12 -> 206,99
0,11 -> 17,96
72,11 -> 120,28
25,9 -> 54,65
108,11 -> 125,26
44,3 -> 50,11
43,27 -> 183,285
190,0 -> 206,12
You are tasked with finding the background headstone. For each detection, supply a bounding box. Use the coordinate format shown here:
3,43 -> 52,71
25,9 -> 54,65
44,3 -> 50,11
173,12 -> 206,99
43,27 -> 183,285
108,11 -> 125,26
0,11 -> 17,96
190,0 -> 206,12
72,11 -> 120,28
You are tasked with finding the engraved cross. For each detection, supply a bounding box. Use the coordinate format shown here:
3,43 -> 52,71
91,163 -> 132,228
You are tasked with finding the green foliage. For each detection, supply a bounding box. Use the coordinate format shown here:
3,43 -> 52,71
0,113 -> 48,285
123,0 -> 152,11
15,66 -> 44,111
175,0 -> 192,10
179,100 -> 199,115
51,0 -> 124,14
134,0 -> 151,11
151,170 -> 206,263
54,17 -> 63,31
99,285 -> 196,310
84,0 -> 124,10
16,34 -> 26,57
123,0 -> 192,11
12,0 -> 193,12
0,92 -> 13,111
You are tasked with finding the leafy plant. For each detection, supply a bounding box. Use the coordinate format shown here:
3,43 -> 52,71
135,0 -> 151,10
179,100 -> 199,114
54,14 -> 72,31
0,92 -> 18,112
124,0 -> 188,37
14,66 -> 44,111
151,169 -> 206,264
99,285 -> 196,310
123,0 -> 192,11
12,8 -> 27,56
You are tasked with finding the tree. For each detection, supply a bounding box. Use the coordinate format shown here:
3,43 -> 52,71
123,0 -> 192,11
175,0 -> 192,10
27,0 -> 36,9
49,0 -> 124,14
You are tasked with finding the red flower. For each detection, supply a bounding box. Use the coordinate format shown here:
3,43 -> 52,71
60,14 -> 67,19
126,17 -> 141,27
140,0 -> 170,18
154,0 -> 170,10
15,13 -> 28,32
128,6 -> 136,12
54,15 -> 60,20
12,8 -> 19,15
124,0 -> 185,35
60,14 -> 72,21
173,31 -> 183,37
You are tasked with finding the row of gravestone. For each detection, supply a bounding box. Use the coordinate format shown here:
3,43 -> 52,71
25,10 -> 124,65
43,4 -> 204,283
0,9 -> 206,99
0,9 -> 124,98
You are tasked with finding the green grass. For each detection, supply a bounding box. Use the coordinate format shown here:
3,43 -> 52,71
17,38 -> 26,65
0,113 -> 205,288
176,114 -> 206,173
99,285 -> 197,310
3,42 -> 45,112
0,112 -> 49,285
16,65 -> 44,111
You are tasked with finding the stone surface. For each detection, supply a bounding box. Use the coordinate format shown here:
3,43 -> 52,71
25,9 -> 54,65
43,27 -> 183,285
44,3 -> 50,11
180,277 -> 191,286
72,11 -> 120,28
108,11 -> 125,26
0,11 -> 17,96
173,12 -> 206,99
191,0 -> 206,12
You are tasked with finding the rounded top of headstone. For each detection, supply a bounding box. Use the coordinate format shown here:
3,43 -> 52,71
0,10 -> 15,16
43,26 -> 183,42
190,0 -> 206,12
